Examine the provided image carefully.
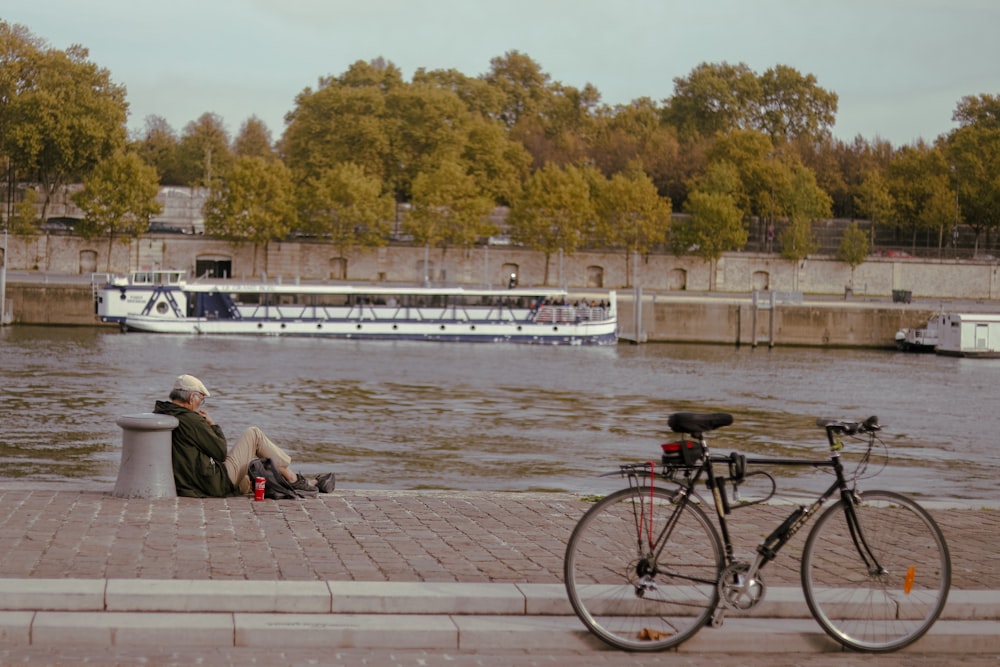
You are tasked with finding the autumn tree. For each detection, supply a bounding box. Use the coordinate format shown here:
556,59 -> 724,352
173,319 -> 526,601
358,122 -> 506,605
385,82 -> 476,199
0,22 -> 42,202
72,149 -> 163,270
947,95 -> 1000,255
281,60 -> 400,189
854,169 -> 894,247
836,222 -> 869,286
203,156 -> 295,276
7,187 -> 39,235
460,118 -> 532,205
233,116 -> 275,160
594,167 -> 671,285
920,174 -> 960,256
297,162 -> 394,261
175,112 -> 233,187
133,115 -> 184,185
508,163 -> 596,285
887,142 -> 954,253
4,37 -> 127,220
483,50 -> 552,130
674,161 -> 747,270
664,61 -> 837,145
952,93 -> 1000,130
778,166 -> 830,261
757,64 -> 838,143
706,129 -> 777,221
405,159 -> 495,268
663,62 -> 761,139
589,98 -> 680,194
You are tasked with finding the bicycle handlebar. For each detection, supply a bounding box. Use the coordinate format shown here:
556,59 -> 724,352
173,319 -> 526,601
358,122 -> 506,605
816,415 -> 880,436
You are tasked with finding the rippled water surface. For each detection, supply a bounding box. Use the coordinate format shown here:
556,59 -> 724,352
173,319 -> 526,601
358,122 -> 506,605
2,325 -> 998,503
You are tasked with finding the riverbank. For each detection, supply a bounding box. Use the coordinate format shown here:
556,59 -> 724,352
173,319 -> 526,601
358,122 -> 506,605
3,271 -> 984,348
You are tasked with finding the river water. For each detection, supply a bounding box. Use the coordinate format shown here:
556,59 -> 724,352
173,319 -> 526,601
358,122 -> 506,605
2,325 -> 997,505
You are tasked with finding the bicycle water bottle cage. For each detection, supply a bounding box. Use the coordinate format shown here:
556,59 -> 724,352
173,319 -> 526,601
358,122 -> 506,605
667,412 -> 734,437
661,440 -> 705,467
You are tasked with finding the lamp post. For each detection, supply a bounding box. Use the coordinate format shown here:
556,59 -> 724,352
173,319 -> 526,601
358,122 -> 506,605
0,222 -> 7,326
1,158 -> 9,326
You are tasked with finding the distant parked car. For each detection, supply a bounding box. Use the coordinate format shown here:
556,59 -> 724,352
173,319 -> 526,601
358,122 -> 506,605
39,217 -> 79,233
148,221 -> 191,234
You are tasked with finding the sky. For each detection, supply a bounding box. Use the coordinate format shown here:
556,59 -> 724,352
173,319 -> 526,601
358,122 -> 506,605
4,0 -> 999,146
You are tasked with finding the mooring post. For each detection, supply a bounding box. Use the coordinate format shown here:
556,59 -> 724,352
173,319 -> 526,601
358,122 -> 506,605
113,413 -> 178,498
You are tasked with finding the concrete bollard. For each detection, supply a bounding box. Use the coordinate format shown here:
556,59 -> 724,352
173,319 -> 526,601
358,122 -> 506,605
113,413 -> 179,499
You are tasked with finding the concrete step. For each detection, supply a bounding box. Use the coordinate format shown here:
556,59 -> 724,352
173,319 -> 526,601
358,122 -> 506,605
0,579 -> 995,619
0,579 -> 997,653
4,612 -> 998,654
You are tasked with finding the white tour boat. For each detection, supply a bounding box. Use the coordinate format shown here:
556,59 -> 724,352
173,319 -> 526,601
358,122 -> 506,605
93,270 -> 618,345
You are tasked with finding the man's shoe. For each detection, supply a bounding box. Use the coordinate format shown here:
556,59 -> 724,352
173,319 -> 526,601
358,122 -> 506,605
315,472 -> 336,493
290,473 -> 315,491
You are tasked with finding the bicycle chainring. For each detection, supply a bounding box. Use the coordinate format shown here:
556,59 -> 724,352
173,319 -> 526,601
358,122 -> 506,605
718,561 -> 766,611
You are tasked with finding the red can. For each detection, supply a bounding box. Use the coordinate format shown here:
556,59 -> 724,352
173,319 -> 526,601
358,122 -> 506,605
254,476 -> 266,501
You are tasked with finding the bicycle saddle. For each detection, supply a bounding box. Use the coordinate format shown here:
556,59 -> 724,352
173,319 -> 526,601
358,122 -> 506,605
668,412 -> 734,436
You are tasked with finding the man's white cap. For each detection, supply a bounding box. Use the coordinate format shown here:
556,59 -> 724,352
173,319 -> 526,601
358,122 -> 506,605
173,374 -> 210,397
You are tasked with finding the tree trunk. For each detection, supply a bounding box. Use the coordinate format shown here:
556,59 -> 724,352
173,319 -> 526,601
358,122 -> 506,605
105,233 -> 114,272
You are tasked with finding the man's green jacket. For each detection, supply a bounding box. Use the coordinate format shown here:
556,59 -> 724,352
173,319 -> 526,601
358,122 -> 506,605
154,400 -> 238,497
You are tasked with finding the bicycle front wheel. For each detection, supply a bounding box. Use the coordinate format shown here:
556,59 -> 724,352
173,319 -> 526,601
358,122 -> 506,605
564,486 -> 723,651
801,490 -> 951,652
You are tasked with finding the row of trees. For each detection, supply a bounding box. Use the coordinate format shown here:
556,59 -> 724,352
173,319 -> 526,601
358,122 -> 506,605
4,20 -> 1000,280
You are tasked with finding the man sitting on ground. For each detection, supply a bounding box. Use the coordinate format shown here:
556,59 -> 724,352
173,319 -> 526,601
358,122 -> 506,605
154,374 -> 317,497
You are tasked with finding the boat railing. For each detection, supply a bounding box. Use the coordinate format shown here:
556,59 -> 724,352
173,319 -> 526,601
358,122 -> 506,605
534,305 -> 609,323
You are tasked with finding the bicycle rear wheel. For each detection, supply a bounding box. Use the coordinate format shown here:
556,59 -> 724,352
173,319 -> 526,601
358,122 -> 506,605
564,486 -> 723,651
801,490 -> 951,652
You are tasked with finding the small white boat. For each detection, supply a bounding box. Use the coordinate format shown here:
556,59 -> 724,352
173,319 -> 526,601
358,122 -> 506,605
932,312 -> 1000,358
93,271 -> 618,345
896,312 -> 1000,357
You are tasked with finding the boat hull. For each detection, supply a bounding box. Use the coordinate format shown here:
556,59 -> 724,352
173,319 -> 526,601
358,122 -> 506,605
123,315 -> 618,345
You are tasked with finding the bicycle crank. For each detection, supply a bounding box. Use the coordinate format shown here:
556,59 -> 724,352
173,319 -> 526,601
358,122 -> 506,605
718,562 -> 766,610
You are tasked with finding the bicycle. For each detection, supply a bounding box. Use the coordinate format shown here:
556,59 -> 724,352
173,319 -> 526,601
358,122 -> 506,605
563,412 -> 951,653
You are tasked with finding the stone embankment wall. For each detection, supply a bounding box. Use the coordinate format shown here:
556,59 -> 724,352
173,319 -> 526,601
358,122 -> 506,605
4,233 -> 1000,300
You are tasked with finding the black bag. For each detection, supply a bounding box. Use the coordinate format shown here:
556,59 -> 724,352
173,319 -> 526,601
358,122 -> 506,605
247,458 -> 317,500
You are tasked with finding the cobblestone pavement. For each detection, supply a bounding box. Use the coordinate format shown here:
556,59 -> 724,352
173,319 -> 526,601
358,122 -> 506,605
0,487 -> 996,667
0,487 -> 994,588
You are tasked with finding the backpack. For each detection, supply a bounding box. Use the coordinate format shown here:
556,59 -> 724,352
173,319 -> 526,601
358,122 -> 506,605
247,458 -> 317,500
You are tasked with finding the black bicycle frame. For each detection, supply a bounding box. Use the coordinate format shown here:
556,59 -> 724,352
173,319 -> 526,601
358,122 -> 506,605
648,437 -> 882,578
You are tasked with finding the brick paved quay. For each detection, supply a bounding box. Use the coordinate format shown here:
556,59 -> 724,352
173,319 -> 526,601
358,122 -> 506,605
0,485 -> 997,667
0,487 -> 996,587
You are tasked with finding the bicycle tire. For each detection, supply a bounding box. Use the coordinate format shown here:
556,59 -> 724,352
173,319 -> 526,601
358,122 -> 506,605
564,485 -> 723,651
800,489 -> 951,652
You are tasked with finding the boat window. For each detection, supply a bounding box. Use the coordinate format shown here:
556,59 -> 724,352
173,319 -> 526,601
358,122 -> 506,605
231,292 -> 260,305
315,293 -> 348,306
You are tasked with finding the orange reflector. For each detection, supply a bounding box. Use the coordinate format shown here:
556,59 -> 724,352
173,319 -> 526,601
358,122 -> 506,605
904,566 -> 916,594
